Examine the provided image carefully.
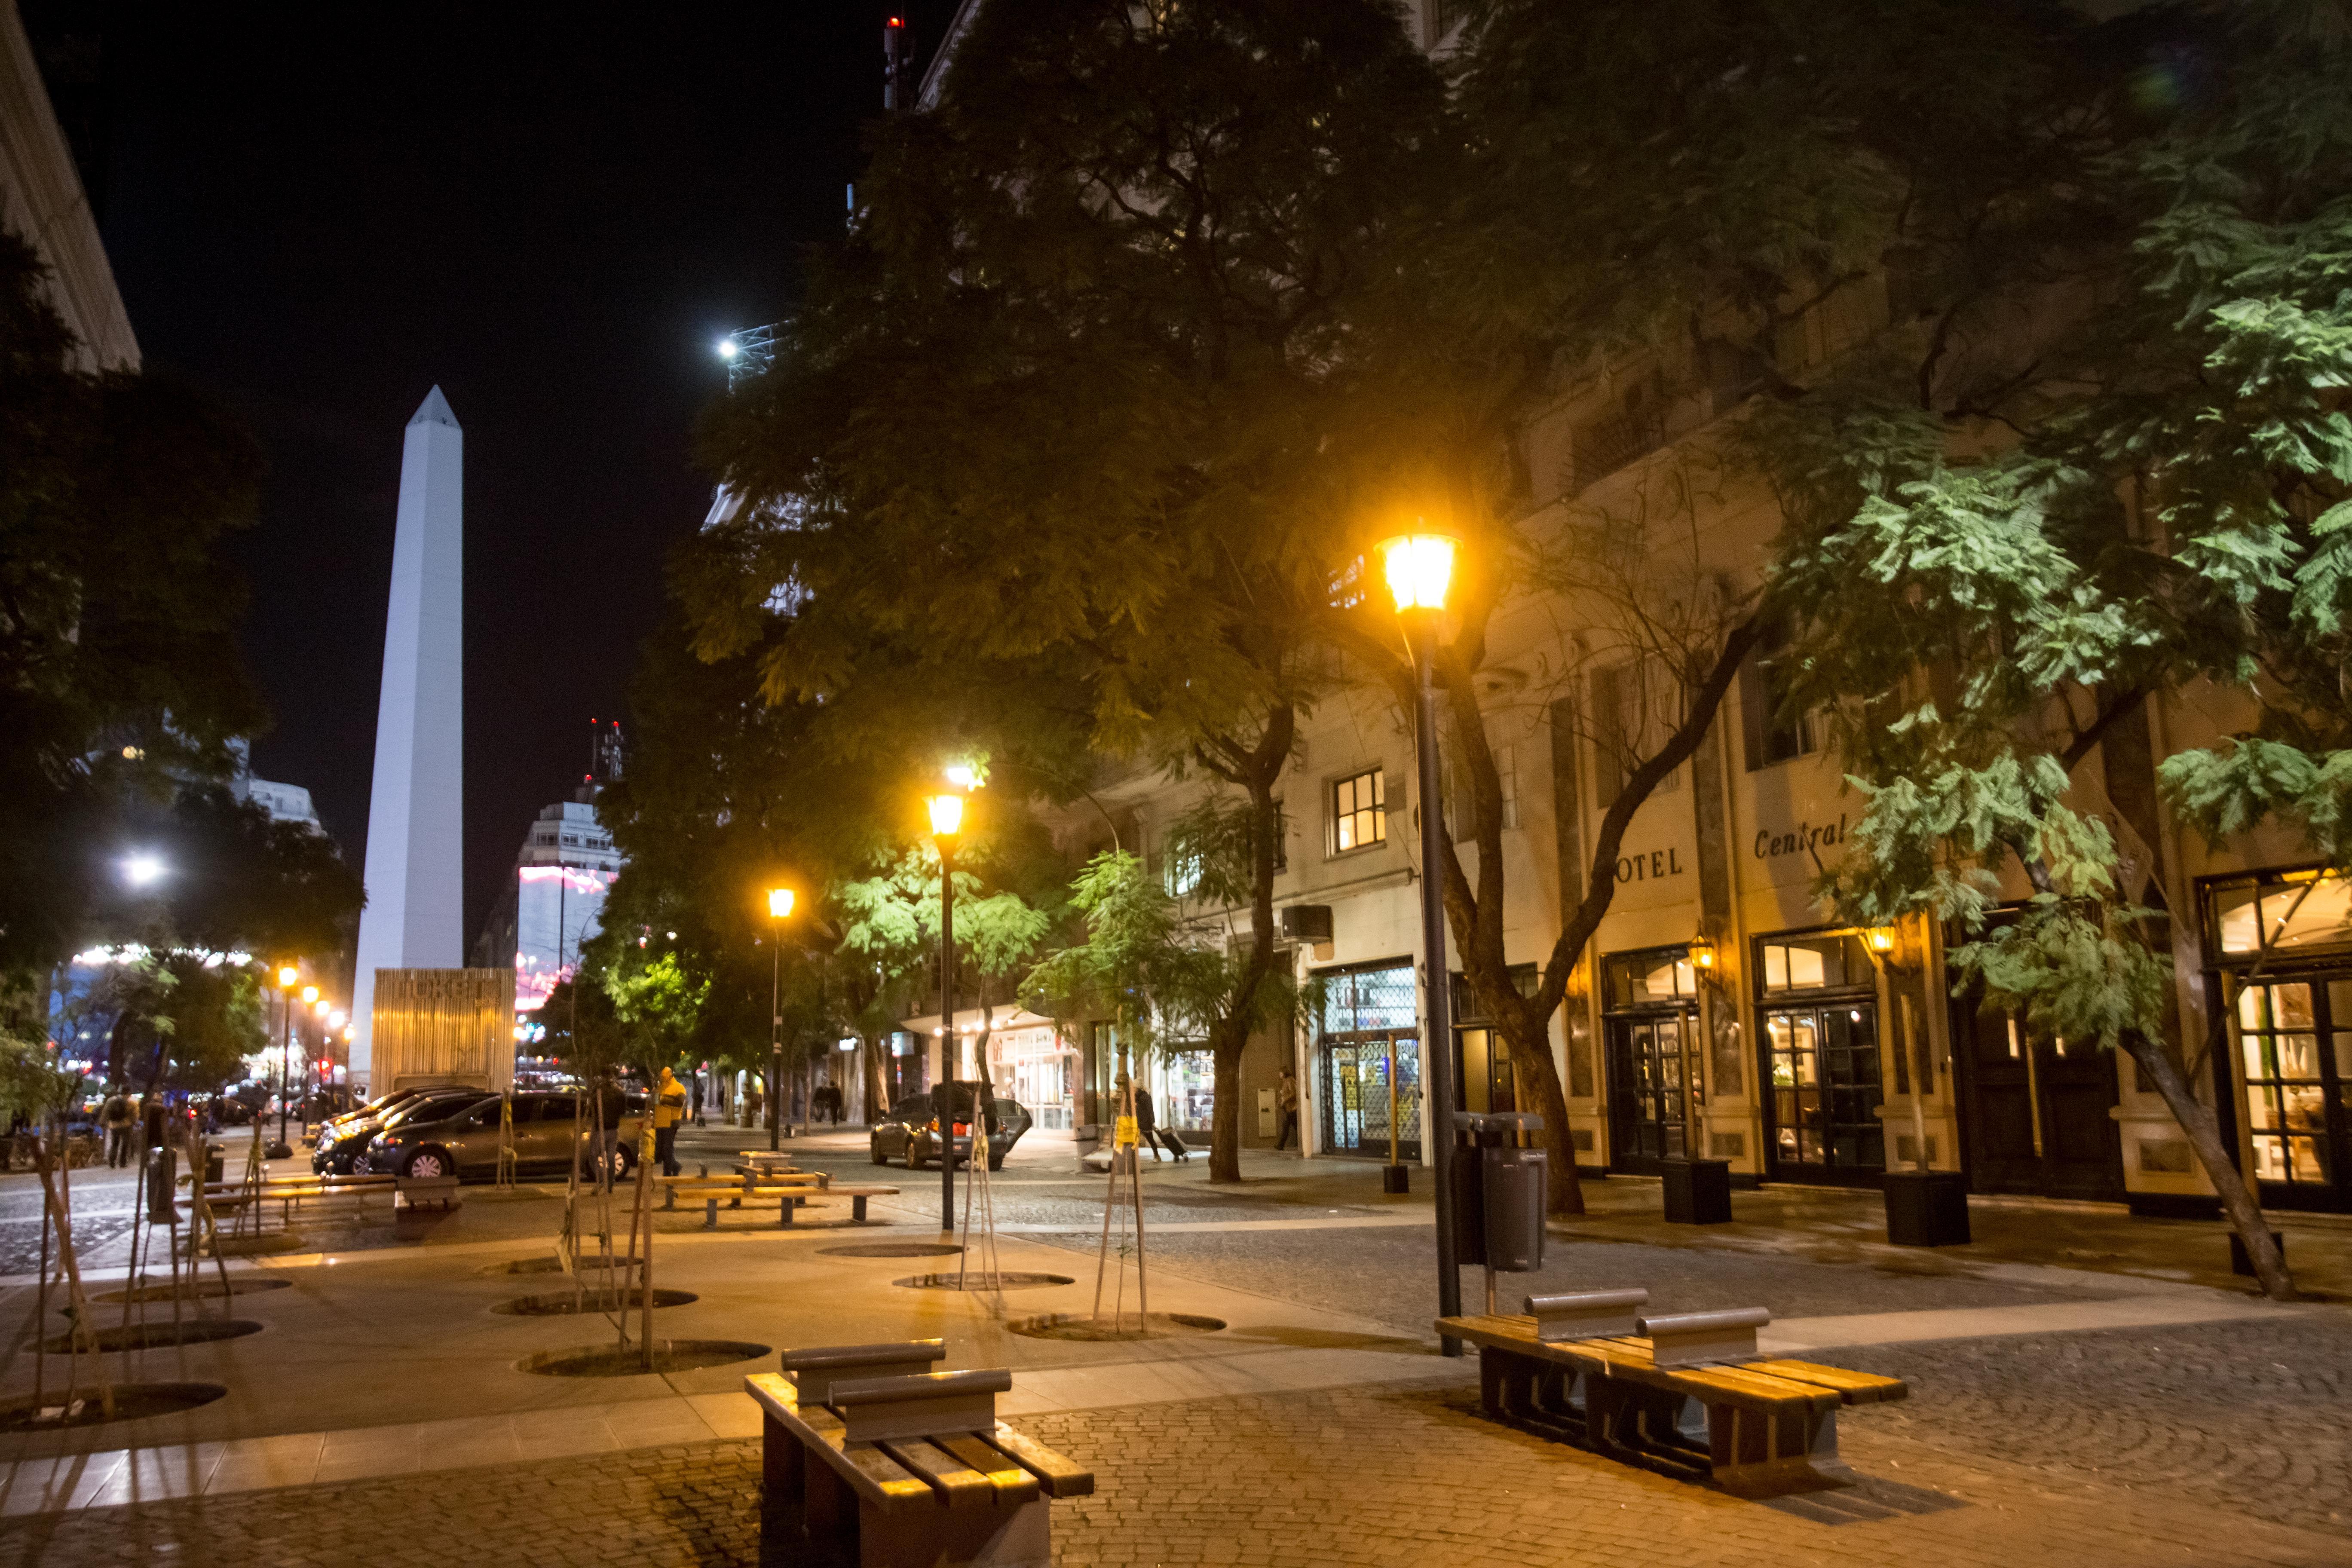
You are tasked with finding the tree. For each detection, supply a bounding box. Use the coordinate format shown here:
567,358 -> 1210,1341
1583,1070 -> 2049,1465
689,0 -> 1446,1182
1766,1 -> 2350,1298
0,227 -> 270,976
1300,0 -> 2091,1213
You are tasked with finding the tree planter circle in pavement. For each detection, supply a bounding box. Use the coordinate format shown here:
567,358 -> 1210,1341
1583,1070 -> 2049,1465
92,1276 -> 293,1305
818,1242 -> 965,1259
1008,1312 -> 1224,1341
894,1272 -> 1075,1291
516,1340 -> 770,1377
42,1319 -> 264,1353
485,1254 -> 642,1275
0,1383 -> 227,1430
493,1289 -> 698,1317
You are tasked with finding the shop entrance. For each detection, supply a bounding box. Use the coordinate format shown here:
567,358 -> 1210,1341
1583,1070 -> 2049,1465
1954,999 -> 2122,1200
1755,933 -> 1886,1185
1313,961 -> 1422,1160
1320,1031 -> 1421,1160
1600,948 -> 1698,1175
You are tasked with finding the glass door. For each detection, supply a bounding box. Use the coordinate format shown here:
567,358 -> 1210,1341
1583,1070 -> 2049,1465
1605,1013 -> 1690,1172
2235,978 -> 2352,1208
1764,1002 -> 1886,1183
1319,1031 -> 1422,1159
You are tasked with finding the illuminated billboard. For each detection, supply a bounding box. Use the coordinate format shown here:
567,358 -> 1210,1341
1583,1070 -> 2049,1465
514,863 -> 613,1011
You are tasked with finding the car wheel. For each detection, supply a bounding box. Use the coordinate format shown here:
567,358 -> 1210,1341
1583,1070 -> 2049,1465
870,1139 -> 888,1166
908,1145 -> 927,1170
403,1147 -> 452,1181
988,1158 -> 1004,1172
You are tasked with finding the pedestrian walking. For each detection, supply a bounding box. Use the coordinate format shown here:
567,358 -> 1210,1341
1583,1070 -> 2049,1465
653,1066 -> 688,1177
690,1075 -> 705,1127
100,1089 -> 135,1168
1132,1085 -> 1190,1163
1275,1065 -> 1301,1152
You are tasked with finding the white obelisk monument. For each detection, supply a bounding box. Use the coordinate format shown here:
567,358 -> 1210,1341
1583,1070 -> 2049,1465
351,387 -> 465,1089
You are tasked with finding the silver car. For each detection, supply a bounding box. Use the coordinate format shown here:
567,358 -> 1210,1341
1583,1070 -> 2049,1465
366,1090 -> 646,1182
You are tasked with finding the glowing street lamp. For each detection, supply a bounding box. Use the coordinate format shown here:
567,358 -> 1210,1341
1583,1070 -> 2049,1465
925,779 -> 970,1231
270,965 -> 300,1158
767,885 -> 796,1151
1378,528 -> 1465,1353
120,852 -> 167,889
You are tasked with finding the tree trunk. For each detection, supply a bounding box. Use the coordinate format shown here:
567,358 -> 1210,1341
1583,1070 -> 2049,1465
1508,1009 -> 1585,1215
1208,1036 -> 1244,1182
2125,1029 -> 2296,1299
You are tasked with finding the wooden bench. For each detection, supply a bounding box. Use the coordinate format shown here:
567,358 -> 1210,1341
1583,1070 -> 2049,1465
749,1340 -> 1092,1568
657,1171 -> 899,1225
1437,1296 -> 1907,1498
186,1176 -> 395,1225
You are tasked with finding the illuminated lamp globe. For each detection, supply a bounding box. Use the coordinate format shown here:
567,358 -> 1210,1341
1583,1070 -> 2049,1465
1378,533 -> 1458,614
302,984 -> 320,1005
277,965 -> 300,989
768,888 -> 795,920
926,793 -> 965,838
716,338 -> 738,360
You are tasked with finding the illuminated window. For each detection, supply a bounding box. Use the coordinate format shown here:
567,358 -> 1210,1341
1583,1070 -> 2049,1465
1332,769 -> 1386,853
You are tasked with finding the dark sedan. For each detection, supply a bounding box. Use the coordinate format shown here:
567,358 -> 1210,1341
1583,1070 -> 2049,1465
366,1090 -> 646,1182
870,1091 -> 1032,1172
312,1086 -> 484,1175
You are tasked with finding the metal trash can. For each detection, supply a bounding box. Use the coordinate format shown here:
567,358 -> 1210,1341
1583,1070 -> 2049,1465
204,1143 -> 225,1186
1453,1112 -> 1547,1294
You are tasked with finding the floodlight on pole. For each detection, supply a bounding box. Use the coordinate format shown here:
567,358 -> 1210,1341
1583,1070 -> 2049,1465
716,338 -> 738,360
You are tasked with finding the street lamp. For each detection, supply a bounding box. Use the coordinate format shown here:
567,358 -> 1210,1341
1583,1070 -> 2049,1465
768,886 -> 795,1150
1379,529 -> 1465,1354
272,965 -> 300,1159
925,784 -> 967,1231
120,851 -> 166,889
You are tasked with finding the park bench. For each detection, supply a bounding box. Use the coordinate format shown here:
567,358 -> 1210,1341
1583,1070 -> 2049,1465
1436,1292 -> 1906,1498
748,1339 -> 1092,1568
189,1174 -> 396,1226
658,1168 -> 900,1225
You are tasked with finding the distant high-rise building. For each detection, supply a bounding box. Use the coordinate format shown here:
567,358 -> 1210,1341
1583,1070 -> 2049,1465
474,722 -> 627,1025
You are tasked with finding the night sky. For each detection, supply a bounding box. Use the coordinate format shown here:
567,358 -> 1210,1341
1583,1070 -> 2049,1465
24,2 -> 961,955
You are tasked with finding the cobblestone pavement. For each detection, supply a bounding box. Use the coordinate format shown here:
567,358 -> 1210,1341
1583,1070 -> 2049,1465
6,1378 -> 2346,1568
1078,1224 -> 2081,1328
1831,1315 -> 2352,1538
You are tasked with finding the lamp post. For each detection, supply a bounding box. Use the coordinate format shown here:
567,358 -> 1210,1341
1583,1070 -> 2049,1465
768,887 -> 795,1152
926,788 -> 965,1232
1380,531 -> 1464,1352
272,965 -> 300,1160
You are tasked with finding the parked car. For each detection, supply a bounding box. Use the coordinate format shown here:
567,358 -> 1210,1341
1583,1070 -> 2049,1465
365,1090 -> 647,1182
870,1091 -> 1032,1172
315,1086 -> 485,1176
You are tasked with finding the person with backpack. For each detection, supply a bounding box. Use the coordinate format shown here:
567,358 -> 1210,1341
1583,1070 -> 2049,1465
100,1089 -> 135,1168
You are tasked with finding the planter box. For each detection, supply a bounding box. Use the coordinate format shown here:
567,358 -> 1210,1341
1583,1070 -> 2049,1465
1883,1169 -> 1972,1247
1660,1157 -> 1732,1225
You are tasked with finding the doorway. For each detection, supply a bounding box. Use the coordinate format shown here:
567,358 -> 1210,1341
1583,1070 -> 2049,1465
1954,999 -> 2123,1200
1600,947 -> 1699,1175
1605,1014 -> 1690,1169
1320,1030 -> 1421,1160
2233,977 -> 2352,1210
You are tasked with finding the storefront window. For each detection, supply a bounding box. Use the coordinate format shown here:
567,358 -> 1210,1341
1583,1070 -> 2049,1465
1317,961 -> 1421,1158
2213,873 -> 2352,956
1754,931 -> 1884,1183
1151,1050 -> 1216,1133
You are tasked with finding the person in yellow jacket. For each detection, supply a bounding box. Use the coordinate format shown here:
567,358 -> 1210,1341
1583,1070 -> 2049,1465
652,1066 -> 689,1176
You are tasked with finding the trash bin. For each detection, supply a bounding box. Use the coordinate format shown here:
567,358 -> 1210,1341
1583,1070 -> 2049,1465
1453,1112 -> 1547,1292
204,1143 -> 225,1186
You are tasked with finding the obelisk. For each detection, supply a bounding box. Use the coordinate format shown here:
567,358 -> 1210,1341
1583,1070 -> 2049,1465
351,387 -> 465,1088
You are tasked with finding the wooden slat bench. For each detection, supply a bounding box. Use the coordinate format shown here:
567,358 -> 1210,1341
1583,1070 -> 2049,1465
658,1171 -> 900,1226
187,1175 -> 397,1226
749,1341 -> 1091,1568
1437,1297 -> 1907,1498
